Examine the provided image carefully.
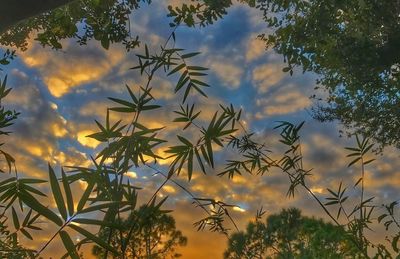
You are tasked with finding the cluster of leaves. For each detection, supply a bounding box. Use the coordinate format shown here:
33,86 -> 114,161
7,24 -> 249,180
255,0 -> 400,150
166,0 -> 260,28
0,0 -> 152,51
0,73 -> 36,257
0,76 -> 19,173
0,49 -> 15,67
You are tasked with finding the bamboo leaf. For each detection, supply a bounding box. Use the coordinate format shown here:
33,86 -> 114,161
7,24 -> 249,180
167,63 -> 185,76
20,228 -> 33,240
181,52 -> 201,59
69,224 -> 119,254
59,230 -> 80,259
48,164 -> 67,220
62,169 -> 74,217
20,191 -> 62,226
77,181 -> 94,212
11,207 -> 19,230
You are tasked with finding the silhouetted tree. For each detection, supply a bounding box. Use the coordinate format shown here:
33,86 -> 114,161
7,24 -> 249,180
92,205 -> 187,259
224,208 -> 359,258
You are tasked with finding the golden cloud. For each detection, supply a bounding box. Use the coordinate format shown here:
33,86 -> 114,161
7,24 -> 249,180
252,63 -> 286,93
20,39 -> 125,97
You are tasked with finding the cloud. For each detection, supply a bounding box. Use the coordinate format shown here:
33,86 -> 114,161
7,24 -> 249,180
246,34 -> 266,62
252,62 -> 286,93
20,39 -> 125,97
255,88 -> 311,116
209,61 -> 243,89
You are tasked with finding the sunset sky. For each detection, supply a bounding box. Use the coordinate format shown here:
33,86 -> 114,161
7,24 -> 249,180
1,1 -> 399,258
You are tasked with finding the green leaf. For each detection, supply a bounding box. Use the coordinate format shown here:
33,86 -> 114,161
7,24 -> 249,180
69,224 -> 119,254
392,235 -> 400,253
167,63 -> 185,76
11,207 -> 19,230
72,218 -> 116,227
78,202 -> 120,215
62,170 -> 74,217
205,140 -> 214,167
194,148 -> 206,174
181,52 -> 201,59
187,66 -> 208,71
22,209 -> 33,227
324,201 -> 339,206
20,191 -> 62,226
348,157 -> 361,167
59,230 -> 80,259
48,164 -> 67,220
378,214 -> 387,223
177,135 -> 192,146
187,149 -> 193,180
20,228 -> 33,240
77,181 -> 94,212
18,179 -> 47,184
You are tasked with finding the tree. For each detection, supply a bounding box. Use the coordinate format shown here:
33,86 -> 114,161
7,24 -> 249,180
224,220 -> 267,259
224,208 -> 359,259
92,205 -> 187,259
255,0 -> 400,150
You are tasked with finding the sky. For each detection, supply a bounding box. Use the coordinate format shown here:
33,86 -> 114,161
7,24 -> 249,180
1,1 -> 400,258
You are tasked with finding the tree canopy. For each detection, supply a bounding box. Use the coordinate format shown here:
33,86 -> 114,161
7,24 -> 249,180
0,0 -> 148,50
92,205 -> 187,258
224,208 -> 359,259
256,0 -> 400,150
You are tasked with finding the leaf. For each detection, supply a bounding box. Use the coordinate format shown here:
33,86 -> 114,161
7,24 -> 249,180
167,63 -> 185,76
378,214 -> 387,223
22,209 -> 33,227
187,149 -> 193,180
19,191 -> 62,226
392,235 -> 400,253
72,218 -> 117,227
205,140 -> 214,168
177,135 -> 192,146
11,207 -> 19,230
78,202 -> 120,215
62,170 -> 74,217
77,181 -> 94,212
69,224 -> 119,254
187,66 -> 208,71
181,52 -> 201,59
18,178 -> 47,184
348,157 -> 361,167
354,177 -> 363,187
20,228 -> 33,240
48,164 -> 67,220
59,230 -> 80,259
363,159 -> 375,165
324,200 -> 339,206
194,148 -> 206,174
